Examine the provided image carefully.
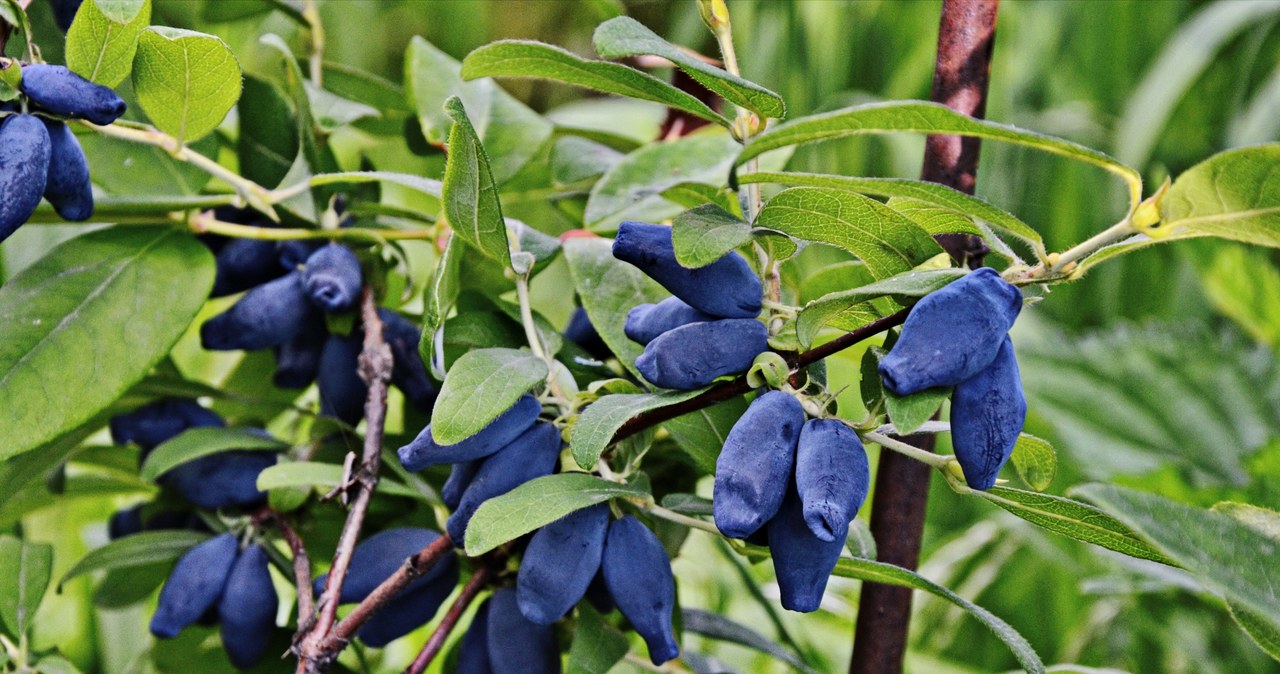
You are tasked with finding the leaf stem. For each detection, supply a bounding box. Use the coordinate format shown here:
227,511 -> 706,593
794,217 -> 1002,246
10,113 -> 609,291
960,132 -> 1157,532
189,211 -> 435,243
515,274 -> 567,403
1032,216 -> 1138,277
863,431 -> 951,469
646,504 -> 722,536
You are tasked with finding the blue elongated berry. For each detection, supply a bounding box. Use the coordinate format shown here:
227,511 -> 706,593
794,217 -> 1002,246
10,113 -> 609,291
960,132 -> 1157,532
767,487 -> 845,613
446,423 -> 562,548
379,309 -> 439,412
488,587 -> 561,673
0,114 -> 52,243
302,244 -> 362,312
218,544 -> 277,669
317,333 -> 367,425
613,221 -> 762,319
713,391 -> 803,539
109,398 -> 225,456
635,319 -> 768,390
624,297 -> 717,345
313,528 -> 453,602
456,598 -> 493,674
564,307 -> 608,359
273,316 -> 327,388
358,554 -> 459,647
50,0 -> 82,31
950,336 -> 1026,490
212,238 -> 287,298
517,503 -> 610,625
795,419 -> 869,542
442,459 -> 481,509
277,240 -> 322,271
162,449 -> 278,510
397,394 -> 541,471
19,64 -> 126,125
877,268 -> 1022,396
151,533 -> 239,638
602,516 -> 679,665
40,119 -> 92,221
201,273 -> 319,351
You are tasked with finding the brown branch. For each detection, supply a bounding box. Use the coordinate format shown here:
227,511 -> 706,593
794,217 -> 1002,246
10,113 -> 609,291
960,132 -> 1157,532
325,533 -> 455,646
257,509 -> 315,623
404,565 -> 493,674
295,287 -> 394,674
850,2 -> 999,674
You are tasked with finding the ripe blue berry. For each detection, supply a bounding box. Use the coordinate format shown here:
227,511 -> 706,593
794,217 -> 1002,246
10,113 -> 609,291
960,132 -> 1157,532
397,394 -> 541,471
516,503 -> 610,625
212,238 -> 287,298
217,544 -> 277,669
379,309 -> 439,413
151,533 -> 239,638
0,114 -> 51,243
456,598 -> 493,674
612,221 -> 762,319
767,487 -> 845,613
358,554 -> 459,647
624,297 -> 716,345
601,516 -> 679,665
488,587 -> 561,673
109,398 -> 225,457
635,319 -> 768,390
564,306 -> 609,358
795,419 -> 869,542
40,119 -> 93,221
161,448 -> 278,510
201,273 -> 319,351
950,336 -> 1026,490
714,391 -> 804,539
317,332 -> 367,425
272,319 -> 326,389
446,422 -> 562,548
302,244 -> 362,312
20,64 -> 127,125
313,528 -> 454,602
442,459 -> 481,509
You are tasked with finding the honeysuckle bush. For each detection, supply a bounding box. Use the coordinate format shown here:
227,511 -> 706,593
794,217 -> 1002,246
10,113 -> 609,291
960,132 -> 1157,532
2,0 -> 1280,673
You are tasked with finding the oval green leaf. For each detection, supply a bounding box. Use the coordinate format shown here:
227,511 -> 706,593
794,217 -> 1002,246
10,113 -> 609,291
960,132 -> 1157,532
430,347 -> 548,445
59,530 -> 209,589
672,204 -> 751,268
1159,144 -> 1280,247
442,96 -> 513,268
0,536 -> 52,637
570,387 -> 709,469
66,0 -> 151,88
255,462 -> 420,500
140,427 -> 286,482
133,27 -> 242,144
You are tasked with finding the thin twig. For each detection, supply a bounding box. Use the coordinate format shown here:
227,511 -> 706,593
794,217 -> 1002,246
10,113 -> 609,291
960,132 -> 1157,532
403,566 -> 493,674
274,513 -> 316,622
326,534 -> 455,646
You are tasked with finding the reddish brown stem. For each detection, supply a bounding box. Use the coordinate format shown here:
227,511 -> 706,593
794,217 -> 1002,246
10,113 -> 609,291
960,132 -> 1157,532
849,2 -> 999,673
404,566 -> 493,674
325,533 -> 455,646
273,511 -> 316,623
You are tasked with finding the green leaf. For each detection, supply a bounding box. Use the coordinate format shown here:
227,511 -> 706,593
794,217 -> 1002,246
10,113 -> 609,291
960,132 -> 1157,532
0,228 -> 214,461
977,486 -> 1171,564
567,603 -> 630,674
660,182 -> 741,216
65,0 -> 150,88
405,36 -> 553,184
796,268 -> 963,346
755,187 -> 939,279
662,396 -> 747,474
592,17 -> 785,119
570,388 -> 709,469
132,27 -> 242,144
78,135 -> 215,197
586,130 -> 742,231
308,171 -> 442,201
0,536 -> 53,637
738,101 -> 1144,209
237,75 -> 298,189
1228,602 -> 1280,662
884,386 -> 948,436
562,238 -> 668,382
255,462 -> 419,499
306,80 -> 379,132
1158,144 -> 1280,248
671,204 -> 751,268
464,473 -> 646,555
461,40 -> 729,129
739,171 -> 1044,257
430,348 -> 547,445
682,609 -> 814,674
139,427 -> 285,482
1075,483 -> 1280,626
420,234 -> 463,372
441,96 -> 512,268
59,531 -> 209,589
1197,245 -> 1280,347
1010,433 -> 1056,492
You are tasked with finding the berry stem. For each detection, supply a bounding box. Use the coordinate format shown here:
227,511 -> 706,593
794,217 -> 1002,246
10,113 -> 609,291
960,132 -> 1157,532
862,431 -> 951,470
646,503 -> 722,536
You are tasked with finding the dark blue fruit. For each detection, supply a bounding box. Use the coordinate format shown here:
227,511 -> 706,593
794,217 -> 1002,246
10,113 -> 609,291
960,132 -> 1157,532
358,554 -> 459,647
767,487 -> 844,613
714,391 -> 804,539
109,398 -> 225,456
635,319 -> 768,390
624,297 -> 717,345
950,336 -> 1026,490
40,119 -> 93,221
272,316 -> 327,388
302,244 -> 362,312
456,598 -> 493,674
151,533 -> 239,638
795,419 -> 869,542
564,307 -> 608,359
379,309 -> 439,412
212,238 -> 287,298
20,64 -> 126,125
201,273 -> 319,351
313,528 -> 453,602
446,422 -> 562,548
0,114 -> 52,243
602,516 -> 679,665
488,587 -> 560,673
277,240 -> 322,271
162,450 -> 278,510
397,394 -> 541,471
878,268 -> 1022,396
317,332 -> 367,425
441,459 -> 481,509
108,505 -> 144,540
612,221 -> 762,319
218,544 -> 277,669
49,0 -> 83,31
517,503 -> 610,625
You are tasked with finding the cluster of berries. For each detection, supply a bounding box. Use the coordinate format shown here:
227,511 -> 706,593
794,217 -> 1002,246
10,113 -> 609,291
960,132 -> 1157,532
613,221 -> 769,390
714,391 -> 871,612
877,267 -> 1026,490
197,215 -> 437,423
0,64 -> 127,242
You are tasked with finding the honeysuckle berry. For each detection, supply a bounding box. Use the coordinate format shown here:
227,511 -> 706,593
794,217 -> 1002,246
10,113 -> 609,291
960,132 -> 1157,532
612,220 -> 762,319
714,390 -> 804,539
950,336 -> 1026,490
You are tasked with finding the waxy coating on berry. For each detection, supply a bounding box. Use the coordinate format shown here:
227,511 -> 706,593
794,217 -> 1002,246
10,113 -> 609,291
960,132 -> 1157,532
379,308 -> 439,412
950,336 -> 1026,490
517,503 -> 610,625
612,221 -> 762,319
446,422 -> 562,547
878,267 -> 1022,396
201,272 -> 320,351
795,418 -> 870,542
151,533 -> 239,639
767,486 -> 845,613
313,527 -> 454,603
624,296 -> 717,345
109,398 -> 225,459
40,119 -> 93,221
397,394 -> 541,471
162,449 -> 278,510
564,306 -> 610,359
217,544 -> 278,669
714,390 -> 804,539
442,459 -> 482,509
19,64 -> 127,125
212,238 -> 287,298
635,318 -> 769,390
317,332 -> 367,425
456,598 -> 493,674
358,554 -> 459,647
302,244 -> 363,312
601,516 -> 680,665
0,115 -> 52,243
487,587 -> 561,673
272,318 -> 327,389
